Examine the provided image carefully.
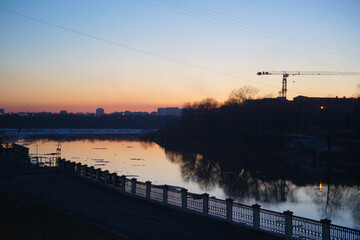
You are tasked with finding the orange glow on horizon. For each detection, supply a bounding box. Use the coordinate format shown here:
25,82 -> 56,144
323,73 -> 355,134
2,102 -> 184,114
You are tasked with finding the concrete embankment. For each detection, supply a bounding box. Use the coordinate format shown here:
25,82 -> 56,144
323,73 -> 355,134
0,156 -> 281,240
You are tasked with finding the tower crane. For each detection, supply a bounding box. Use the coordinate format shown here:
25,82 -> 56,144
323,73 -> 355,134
257,71 -> 360,99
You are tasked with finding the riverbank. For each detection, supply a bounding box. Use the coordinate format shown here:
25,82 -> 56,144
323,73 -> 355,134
0,156 -> 281,240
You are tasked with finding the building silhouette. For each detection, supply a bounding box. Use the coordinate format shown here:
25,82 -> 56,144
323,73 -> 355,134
96,108 -> 105,116
157,107 -> 181,116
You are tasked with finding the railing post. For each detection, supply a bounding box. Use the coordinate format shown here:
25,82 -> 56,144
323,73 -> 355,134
89,166 -> 94,180
112,173 -> 118,188
25,156 -> 28,167
82,165 -> 88,178
202,193 -> 209,216
72,162 -> 76,175
131,178 -> 137,195
321,218 -> 331,240
252,204 -> 261,229
284,210 -> 293,239
66,160 -> 70,171
104,170 -> 109,185
96,168 -> 101,182
181,188 -> 188,210
120,175 -> 126,193
226,198 -> 233,222
163,185 -> 169,205
65,160 -> 70,170
76,163 -> 82,176
61,159 -> 66,170
145,181 -> 151,200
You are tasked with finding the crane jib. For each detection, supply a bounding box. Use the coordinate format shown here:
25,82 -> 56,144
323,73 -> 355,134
257,71 -> 360,99
258,71 -> 360,75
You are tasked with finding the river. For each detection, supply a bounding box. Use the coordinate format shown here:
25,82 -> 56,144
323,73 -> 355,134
2,129 -> 359,230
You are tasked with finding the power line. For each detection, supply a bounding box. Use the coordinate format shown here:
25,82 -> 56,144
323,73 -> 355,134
0,6 -> 299,94
135,0 -> 360,60
153,0 -> 360,54
158,0 -> 360,51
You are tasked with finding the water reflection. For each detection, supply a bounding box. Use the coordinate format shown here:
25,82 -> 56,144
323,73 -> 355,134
162,145 -> 359,229
306,183 -> 360,227
8,134 -> 359,229
166,151 -> 220,192
165,150 -> 298,203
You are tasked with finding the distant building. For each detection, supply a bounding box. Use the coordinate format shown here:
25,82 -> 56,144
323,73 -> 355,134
75,112 -> 84,116
157,107 -> 181,116
150,111 -> 158,116
132,112 -> 149,116
111,111 -> 121,116
0,109 -> 4,114
38,112 -> 52,115
96,108 -> 105,116
245,95 -> 360,129
59,110 -> 68,115
293,95 -> 360,117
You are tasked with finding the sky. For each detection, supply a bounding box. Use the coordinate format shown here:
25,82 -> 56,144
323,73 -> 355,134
0,0 -> 360,113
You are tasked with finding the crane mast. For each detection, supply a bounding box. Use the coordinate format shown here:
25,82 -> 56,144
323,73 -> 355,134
257,71 -> 360,99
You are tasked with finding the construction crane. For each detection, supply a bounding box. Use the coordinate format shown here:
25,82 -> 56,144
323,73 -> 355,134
257,71 -> 360,99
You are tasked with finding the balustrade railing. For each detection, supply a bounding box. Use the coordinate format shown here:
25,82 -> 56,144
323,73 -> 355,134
55,159 -> 359,240
208,197 -> 227,219
150,185 -> 163,202
259,209 -> 286,235
292,215 -> 323,240
167,189 -> 182,207
187,193 -> 203,213
330,224 -> 360,240
116,176 -> 122,189
232,202 -> 253,226
135,182 -> 147,198
124,179 -> 132,193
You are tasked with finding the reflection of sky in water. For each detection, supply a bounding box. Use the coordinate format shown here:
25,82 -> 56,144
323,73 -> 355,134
16,137 -> 360,230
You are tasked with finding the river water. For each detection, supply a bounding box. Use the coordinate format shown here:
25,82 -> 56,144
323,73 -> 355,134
4,130 -> 359,230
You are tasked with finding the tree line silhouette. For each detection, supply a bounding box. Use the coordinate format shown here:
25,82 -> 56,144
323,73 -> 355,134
156,86 -> 360,156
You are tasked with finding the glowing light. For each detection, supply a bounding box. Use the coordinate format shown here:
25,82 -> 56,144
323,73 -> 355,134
319,182 -> 322,191
320,106 -> 324,110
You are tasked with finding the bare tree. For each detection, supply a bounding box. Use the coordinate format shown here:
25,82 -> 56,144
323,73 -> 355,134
225,86 -> 259,105
354,84 -> 360,97
183,98 -> 219,112
196,98 -> 219,112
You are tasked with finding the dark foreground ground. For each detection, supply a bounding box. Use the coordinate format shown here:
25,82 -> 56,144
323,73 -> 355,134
0,156 -> 282,240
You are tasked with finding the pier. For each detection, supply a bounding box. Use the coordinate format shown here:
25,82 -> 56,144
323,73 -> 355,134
1,144 -> 359,239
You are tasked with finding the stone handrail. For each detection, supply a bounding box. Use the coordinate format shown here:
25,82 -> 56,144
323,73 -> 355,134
55,158 -> 360,240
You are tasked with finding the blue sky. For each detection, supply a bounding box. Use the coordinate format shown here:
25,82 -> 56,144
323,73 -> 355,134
0,0 -> 359,112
